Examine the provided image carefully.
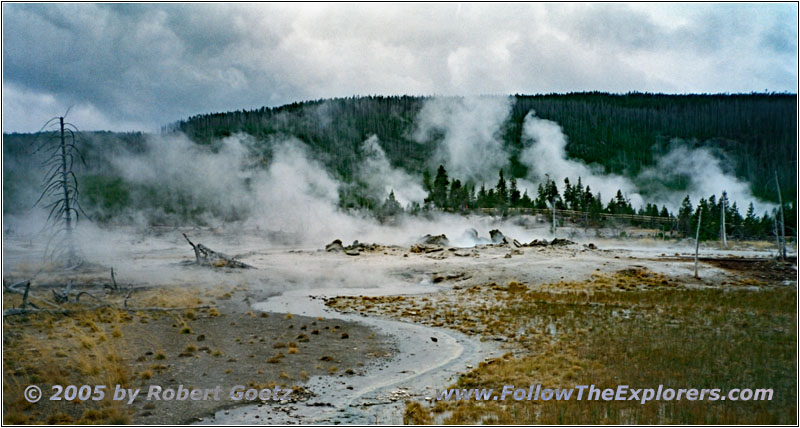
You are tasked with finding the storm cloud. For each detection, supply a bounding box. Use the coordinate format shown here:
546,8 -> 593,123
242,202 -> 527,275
2,3 -> 797,132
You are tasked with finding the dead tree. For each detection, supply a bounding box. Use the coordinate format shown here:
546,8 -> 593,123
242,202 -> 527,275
694,211 -> 702,279
182,233 -> 253,268
34,114 -> 88,266
720,193 -> 727,247
775,171 -> 786,261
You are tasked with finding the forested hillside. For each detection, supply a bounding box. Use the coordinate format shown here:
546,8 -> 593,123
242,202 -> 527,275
174,93 -> 797,201
3,93 -> 796,240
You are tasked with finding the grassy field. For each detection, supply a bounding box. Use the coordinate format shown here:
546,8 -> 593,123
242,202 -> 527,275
329,266 -> 797,424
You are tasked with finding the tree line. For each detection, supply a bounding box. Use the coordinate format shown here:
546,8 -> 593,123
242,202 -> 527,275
377,164 -> 795,242
175,93 -> 797,203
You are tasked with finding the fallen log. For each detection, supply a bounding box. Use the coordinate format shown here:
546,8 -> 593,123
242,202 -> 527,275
182,233 -> 253,269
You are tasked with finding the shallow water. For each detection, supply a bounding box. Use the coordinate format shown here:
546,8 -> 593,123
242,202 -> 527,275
203,290 -> 497,424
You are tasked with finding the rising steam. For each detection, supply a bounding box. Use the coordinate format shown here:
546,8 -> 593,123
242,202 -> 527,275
412,96 -> 513,183
4,96 -> 775,257
358,135 -> 427,206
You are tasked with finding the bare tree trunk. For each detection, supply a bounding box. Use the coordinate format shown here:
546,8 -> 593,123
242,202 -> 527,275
720,197 -> 727,247
59,117 -> 75,264
774,216 -> 782,259
694,211 -> 702,279
775,171 -> 786,261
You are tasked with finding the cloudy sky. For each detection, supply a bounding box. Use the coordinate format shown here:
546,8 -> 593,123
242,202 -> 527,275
3,3 -> 797,132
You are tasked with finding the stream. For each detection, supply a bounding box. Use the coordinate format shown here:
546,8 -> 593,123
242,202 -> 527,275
202,287 -> 497,424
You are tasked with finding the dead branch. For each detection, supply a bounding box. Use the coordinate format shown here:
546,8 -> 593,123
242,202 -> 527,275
19,281 -> 38,310
123,289 -> 133,309
52,280 -> 72,303
4,279 -> 30,294
182,233 -> 253,269
105,268 -> 118,291
75,291 -> 104,303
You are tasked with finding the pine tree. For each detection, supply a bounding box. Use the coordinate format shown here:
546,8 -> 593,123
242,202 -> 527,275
509,177 -> 521,208
563,178 -> 574,210
495,170 -> 508,206
477,185 -> 488,208
743,202 -> 758,239
430,165 -> 449,208
380,190 -> 402,219
677,196 -> 693,236
535,184 -> 548,209
449,179 -> 463,210
520,190 -> 532,208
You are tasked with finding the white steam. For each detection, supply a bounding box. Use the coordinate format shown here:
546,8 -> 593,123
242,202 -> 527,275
112,133 -> 256,223
637,145 -> 774,214
520,112 -> 645,207
4,96 -> 776,262
358,135 -> 427,206
412,96 -> 513,182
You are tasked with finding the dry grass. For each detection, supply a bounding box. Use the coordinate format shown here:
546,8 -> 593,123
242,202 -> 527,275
2,283 -> 221,424
328,269 -> 797,425
267,352 -> 285,364
3,307 -> 133,424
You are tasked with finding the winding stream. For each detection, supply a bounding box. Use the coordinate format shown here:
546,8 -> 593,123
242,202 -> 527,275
202,288 -> 497,424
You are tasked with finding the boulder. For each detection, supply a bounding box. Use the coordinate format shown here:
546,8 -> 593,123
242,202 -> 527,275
527,239 -> 549,247
325,239 -> 344,252
420,234 -> 449,246
489,229 -> 506,244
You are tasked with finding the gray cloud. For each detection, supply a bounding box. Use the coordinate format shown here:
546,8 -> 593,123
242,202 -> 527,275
2,3 -> 796,132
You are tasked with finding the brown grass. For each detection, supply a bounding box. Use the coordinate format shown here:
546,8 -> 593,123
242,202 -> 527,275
3,306 -> 133,424
2,283 -> 219,424
328,270 -> 798,425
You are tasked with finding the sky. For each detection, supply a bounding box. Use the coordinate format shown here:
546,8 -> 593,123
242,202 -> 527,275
2,2 -> 797,132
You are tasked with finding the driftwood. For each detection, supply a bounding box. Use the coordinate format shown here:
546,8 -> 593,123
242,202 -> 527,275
183,233 -> 253,269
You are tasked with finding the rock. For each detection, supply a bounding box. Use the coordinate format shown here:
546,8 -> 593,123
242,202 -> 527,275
512,239 -> 522,248
344,249 -> 360,256
550,238 -> 576,246
584,243 -> 597,250
411,244 -> 443,254
420,234 -> 449,246
527,239 -> 549,247
430,337 -> 438,342
326,239 -> 344,252
489,229 -> 506,244
504,253 -> 512,258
